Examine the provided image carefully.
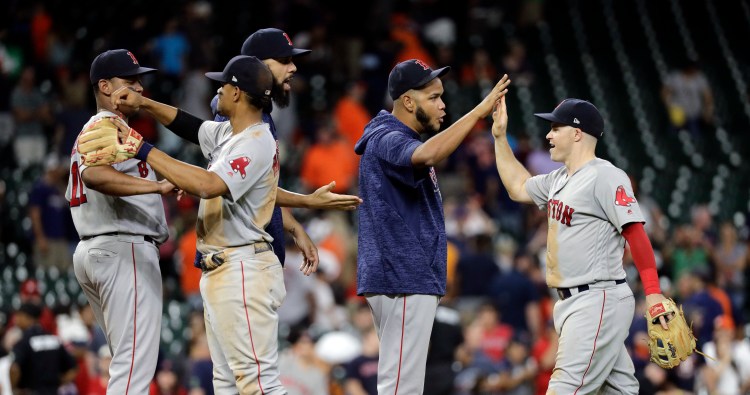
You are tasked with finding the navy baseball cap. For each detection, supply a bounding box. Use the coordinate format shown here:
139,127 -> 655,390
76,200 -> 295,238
388,59 -> 450,100
89,49 -> 156,84
205,55 -> 273,98
241,28 -> 311,59
534,98 -> 604,138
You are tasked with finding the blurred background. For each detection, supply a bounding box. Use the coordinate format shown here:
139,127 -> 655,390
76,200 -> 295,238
1,0 -> 750,394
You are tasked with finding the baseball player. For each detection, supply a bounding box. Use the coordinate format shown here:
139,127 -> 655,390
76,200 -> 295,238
67,49 -> 175,394
110,55 -> 286,394
354,59 -> 510,395
490,96 -> 671,394
200,27 -> 361,275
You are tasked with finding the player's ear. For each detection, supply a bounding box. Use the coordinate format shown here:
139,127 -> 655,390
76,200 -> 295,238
402,93 -> 415,112
574,128 -> 583,141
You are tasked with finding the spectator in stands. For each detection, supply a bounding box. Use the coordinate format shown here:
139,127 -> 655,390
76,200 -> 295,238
300,120 -> 359,194
9,303 -> 77,395
150,359 -> 189,395
8,279 -> 57,334
487,252 -> 542,342
492,336 -> 537,395
530,320 -> 557,395
149,17 -> 190,104
86,345 -> 111,395
661,58 -> 714,139
28,154 -> 73,271
711,221 -> 747,313
344,326 -> 379,395
698,315 -> 750,394
664,224 -> 711,282
333,80 -> 371,148
424,305 -> 464,395
679,269 -> 724,348
454,233 -> 500,301
278,327 -> 329,395
629,175 -> 668,249
10,66 -> 53,169
501,38 -> 534,87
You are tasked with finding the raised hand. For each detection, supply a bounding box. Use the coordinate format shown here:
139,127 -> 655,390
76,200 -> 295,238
475,74 -> 511,118
491,96 -> 509,140
309,181 -> 363,210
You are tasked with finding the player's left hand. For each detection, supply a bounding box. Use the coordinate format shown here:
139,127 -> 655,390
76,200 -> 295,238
646,293 -> 671,330
290,226 -> 319,275
308,181 -> 362,210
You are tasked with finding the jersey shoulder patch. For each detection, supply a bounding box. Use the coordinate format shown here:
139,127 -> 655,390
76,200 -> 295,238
228,156 -> 252,179
614,185 -> 636,207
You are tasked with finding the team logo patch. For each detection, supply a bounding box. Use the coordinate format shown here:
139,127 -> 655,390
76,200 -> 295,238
649,303 -> 666,318
228,156 -> 251,179
614,185 -> 636,207
414,59 -> 430,70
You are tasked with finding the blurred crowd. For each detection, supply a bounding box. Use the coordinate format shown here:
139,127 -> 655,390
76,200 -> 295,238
1,1 -> 749,394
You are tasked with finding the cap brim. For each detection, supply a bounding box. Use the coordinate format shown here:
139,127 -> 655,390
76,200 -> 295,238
534,112 -> 565,124
415,66 -> 451,87
290,48 -> 311,57
204,72 -> 227,84
119,66 -> 157,77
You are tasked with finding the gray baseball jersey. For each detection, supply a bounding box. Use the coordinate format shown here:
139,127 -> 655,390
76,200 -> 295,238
196,120 -> 278,255
67,111 -> 165,394
66,111 -> 168,243
525,158 -> 644,288
195,120 -> 286,394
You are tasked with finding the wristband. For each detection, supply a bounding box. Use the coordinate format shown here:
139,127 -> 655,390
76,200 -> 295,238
135,141 -> 154,161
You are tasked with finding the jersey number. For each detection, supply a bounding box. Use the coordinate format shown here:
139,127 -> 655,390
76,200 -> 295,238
138,161 -> 149,178
70,161 -> 88,207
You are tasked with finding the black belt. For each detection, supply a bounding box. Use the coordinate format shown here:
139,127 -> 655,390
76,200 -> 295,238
81,232 -> 157,245
557,278 -> 626,300
200,242 -> 273,272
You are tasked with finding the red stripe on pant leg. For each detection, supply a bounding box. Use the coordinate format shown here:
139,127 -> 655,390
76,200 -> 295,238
574,291 -> 607,395
125,243 -> 138,395
394,295 -> 406,395
241,261 -> 265,395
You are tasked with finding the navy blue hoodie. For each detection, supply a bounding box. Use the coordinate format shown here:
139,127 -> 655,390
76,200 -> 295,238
354,110 -> 447,295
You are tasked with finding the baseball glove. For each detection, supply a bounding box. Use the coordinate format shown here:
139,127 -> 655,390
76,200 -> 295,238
645,298 -> 697,369
77,116 -> 144,166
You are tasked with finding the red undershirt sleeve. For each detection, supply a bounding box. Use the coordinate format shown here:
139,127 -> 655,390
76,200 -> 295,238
622,222 -> 661,295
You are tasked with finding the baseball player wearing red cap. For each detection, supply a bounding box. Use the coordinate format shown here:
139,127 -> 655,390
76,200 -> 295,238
491,96 -> 671,394
110,55 -> 287,394
355,59 -> 509,395
67,49 -> 175,395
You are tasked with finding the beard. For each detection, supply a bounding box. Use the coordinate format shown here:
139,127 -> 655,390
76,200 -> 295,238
271,80 -> 290,108
416,105 -> 439,135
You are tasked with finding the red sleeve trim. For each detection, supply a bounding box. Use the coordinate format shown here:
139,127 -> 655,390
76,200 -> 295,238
622,222 -> 661,295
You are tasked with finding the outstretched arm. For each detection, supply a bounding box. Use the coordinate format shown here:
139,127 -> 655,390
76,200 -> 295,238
143,148 -> 228,199
412,75 -> 510,167
276,182 -> 362,210
82,165 -> 176,196
491,96 -> 533,203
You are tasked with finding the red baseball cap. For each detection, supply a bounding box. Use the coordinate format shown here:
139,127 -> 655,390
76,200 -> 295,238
20,279 -> 40,298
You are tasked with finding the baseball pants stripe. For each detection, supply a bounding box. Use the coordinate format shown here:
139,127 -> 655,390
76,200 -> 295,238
548,282 -> 639,395
201,250 -> 286,395
365,294 -> 439,395
73,235 -> 162,395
